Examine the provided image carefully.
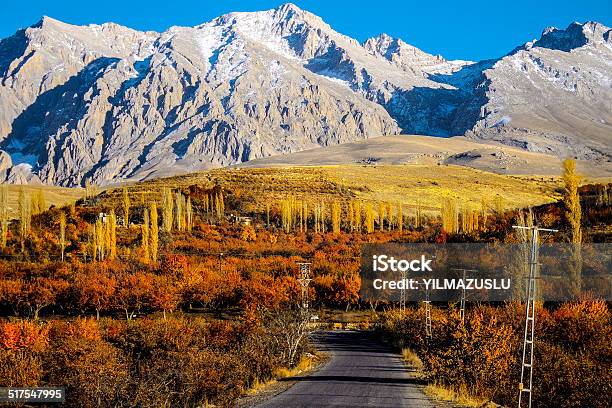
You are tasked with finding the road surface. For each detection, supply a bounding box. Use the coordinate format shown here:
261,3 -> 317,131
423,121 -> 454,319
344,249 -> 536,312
255,331 -> 433,408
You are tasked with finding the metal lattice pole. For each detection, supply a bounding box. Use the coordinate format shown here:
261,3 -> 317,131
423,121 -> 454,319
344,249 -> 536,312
399,269 -> 407,312
297,262 -> 312,311
513,226 -> 557,408
424,285 -> 432,339
451,268 -> 477,325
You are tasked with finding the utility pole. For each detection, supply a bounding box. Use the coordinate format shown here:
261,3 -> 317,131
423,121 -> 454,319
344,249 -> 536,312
513,226 -> 557,408
424,284 -> 432,339
297,262 -> 312,312
399,268 -> 407,312
451,268 -> 477,325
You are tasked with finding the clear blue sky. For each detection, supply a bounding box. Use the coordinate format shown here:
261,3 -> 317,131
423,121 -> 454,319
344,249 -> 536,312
1,0 -> 610,61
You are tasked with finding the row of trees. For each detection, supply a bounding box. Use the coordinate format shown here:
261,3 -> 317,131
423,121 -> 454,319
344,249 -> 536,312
278,198 -> 425,234
0,253 -> 361,320
276,196 -> 504,235
0,186 -> 49,252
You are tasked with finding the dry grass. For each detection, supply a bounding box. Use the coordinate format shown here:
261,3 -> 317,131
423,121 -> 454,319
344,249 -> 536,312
245,354 -> 319,396
425,384 -> 492,408
111,164 -> 561,216
2,185 -> 84,218
401,348 -> 424,371
400,348 -> 493,407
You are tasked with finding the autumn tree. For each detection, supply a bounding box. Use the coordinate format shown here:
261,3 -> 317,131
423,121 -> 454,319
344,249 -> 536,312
563,159 -> 582,243
186,196 -> 193,232
122,187 -> 130,227
441,197 -> 459,233
354,201 -> 362,232
331,201 -> 341,234
215,189 -> 225,220
18,187 -> 31,253
397,202 -> 403,233
84,180 -> 99,199
150,275 -> 180,320
141,209 -> 150,263
109,210 -> 117,260
563,158 -> 582,295
0,184 -> 8,248
266,308 -> 311,367
319,201 -> 326,233
0,278 -> 25,315
175,191 -> 185,231
115,272 -> 154,320
302,201 -> 308,233
25,277 -> 69,320
150,202 -> 159,262
31,190 -> 45,215
73,272 -> 117,319
493,195 -> 505,217
59,212 -> 66,261
314,202 -> 322,233
365,203 -> 374,233
162,187 -> 173,232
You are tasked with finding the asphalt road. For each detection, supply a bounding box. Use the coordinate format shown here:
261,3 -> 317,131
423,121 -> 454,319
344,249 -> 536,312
255,331 -> 433,408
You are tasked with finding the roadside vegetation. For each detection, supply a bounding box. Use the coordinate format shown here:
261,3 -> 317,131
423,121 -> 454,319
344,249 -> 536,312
378,300 -> 610,408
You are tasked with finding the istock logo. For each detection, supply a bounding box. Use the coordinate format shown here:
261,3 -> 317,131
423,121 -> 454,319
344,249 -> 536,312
372,254 -> 433,272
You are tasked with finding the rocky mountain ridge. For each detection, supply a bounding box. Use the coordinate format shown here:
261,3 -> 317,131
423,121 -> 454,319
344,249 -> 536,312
0,3 -> 610,186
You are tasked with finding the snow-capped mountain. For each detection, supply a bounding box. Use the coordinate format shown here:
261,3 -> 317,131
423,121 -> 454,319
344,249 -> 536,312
0,3 -> 609,186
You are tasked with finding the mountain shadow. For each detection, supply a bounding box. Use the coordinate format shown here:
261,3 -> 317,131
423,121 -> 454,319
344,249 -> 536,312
1,57 -> 120,181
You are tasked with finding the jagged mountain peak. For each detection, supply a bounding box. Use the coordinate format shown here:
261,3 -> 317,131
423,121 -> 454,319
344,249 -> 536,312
364,32 -> 442,60
195,2 -> 362,63
363,32 -> 473,77
532,21 -> 611,51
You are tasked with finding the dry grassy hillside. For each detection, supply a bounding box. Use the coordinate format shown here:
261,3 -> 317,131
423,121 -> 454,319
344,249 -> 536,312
107,164 -> 561,214
2,185 -> 84,218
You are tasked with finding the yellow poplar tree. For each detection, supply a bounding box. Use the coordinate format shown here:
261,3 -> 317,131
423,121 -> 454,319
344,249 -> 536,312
122,187 -> 130,227
109,210 -> 117,260
397,203 -> 403,233
0,185 -> 8,248
18,187 -> 31,252
354,201 -> 362,232
175,191 -> 184,231
142,208 -> 150,263
186,196 -> 193,232
378,202 -> 385,232
331,201 -> 341,234
365,203 -> 374,233
563,158 -> 582,295
563,159 -> 582,243
162,188 -> 173,232
150,203 -> 159,262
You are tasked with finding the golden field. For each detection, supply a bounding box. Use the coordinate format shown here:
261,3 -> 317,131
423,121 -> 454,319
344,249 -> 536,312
113,164 -> 562,214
